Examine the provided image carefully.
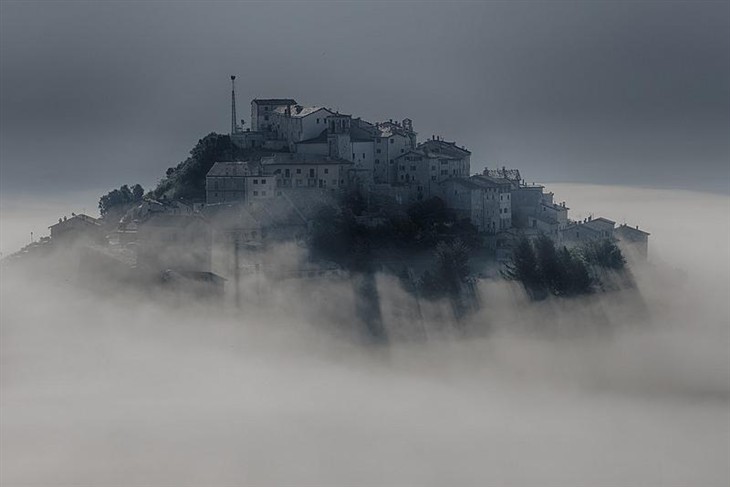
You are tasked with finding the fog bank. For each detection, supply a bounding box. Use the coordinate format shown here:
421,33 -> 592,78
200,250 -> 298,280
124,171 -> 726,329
1,184 -> 729,486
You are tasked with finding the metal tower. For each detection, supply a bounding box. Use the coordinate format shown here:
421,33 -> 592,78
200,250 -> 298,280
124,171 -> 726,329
230,75 -> 238,134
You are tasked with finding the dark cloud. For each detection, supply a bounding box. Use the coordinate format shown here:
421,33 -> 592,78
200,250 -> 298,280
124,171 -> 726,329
1,1 -> 728,195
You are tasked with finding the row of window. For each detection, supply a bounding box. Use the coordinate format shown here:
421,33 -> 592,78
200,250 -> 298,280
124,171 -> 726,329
277,168 -> 331,177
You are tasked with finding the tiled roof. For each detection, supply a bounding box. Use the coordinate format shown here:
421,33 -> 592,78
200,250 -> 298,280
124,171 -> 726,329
261,153 -> 353,165
442,178 -> 483,190
484,168 -> 521,181
296,130 -> 328,145
206,161 -> 258,177
274,105 -> 334,118
616,224 -> 650,236
470,175 -> 511,187
253,98 -> 297,105
419,139 -> 471,156
540,202 -> 570,211
48,213 -> 101,229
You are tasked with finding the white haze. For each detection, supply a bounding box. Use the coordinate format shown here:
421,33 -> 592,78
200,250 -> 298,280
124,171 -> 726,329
1,184 -> 729,486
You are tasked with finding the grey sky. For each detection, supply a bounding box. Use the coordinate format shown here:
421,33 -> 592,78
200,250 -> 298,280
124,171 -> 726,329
1,1 -> 728,196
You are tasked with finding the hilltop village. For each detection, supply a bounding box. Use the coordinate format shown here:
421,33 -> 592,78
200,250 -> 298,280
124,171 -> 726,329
9,78 -> 649,297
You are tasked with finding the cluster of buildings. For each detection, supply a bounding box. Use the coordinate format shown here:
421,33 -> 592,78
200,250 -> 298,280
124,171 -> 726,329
9,82 -> 649,294
209,84 -> 649,260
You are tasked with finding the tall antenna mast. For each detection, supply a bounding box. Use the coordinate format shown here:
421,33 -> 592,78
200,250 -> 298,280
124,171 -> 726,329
230,75 -> 238,134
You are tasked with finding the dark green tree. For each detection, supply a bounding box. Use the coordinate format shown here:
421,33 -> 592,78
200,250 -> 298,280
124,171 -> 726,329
153,133 -> 247,201
581,239 -> 626,270
132,184 -> 144,201
503,237 -> 541,296
98,183 -> 145,219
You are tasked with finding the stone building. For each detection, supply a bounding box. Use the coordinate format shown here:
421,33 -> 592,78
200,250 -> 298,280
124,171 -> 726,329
49,214 -> 103,245
250,98 -> 297,133
614,224 -> 650,259
206,161 -> 277,205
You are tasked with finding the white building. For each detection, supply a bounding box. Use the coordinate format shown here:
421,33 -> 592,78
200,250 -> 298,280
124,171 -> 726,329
438,175 -> 511,234
250,98 -> 297,133
614,224 -> 650,259
392,136 -> 471,202
261,153 -> 353,191
206,162 -> 277,205
561,216 -> 616,245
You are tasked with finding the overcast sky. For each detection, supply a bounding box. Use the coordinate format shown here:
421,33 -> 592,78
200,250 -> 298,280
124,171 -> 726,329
1,1 -> 728,197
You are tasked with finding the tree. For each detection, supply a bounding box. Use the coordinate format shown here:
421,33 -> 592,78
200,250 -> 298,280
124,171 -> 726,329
503,236 -> 595,299
534,234 -> 563,294
98,183 -> 144,220
419,239 -> 471,299
153,133 -> 248,201
581,239 -> 626,270
132,184 -> 144,201
503,237 -> 541,296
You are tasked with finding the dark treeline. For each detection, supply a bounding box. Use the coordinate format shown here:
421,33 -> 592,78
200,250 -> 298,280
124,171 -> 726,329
153,133 -> 249,201
98,183 -> 145,221
503,234 -> 628,300
311,194 -> 479,320
310,194 -> 479,263
97,133 -> 253,222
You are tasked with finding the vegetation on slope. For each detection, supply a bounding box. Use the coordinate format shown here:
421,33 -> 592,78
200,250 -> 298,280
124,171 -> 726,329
152,133 -> 248,201
98,184 -> 145,222
504,234 -> 627,299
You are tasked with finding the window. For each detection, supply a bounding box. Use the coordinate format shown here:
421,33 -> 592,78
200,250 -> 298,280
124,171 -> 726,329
296,168 -> 302,174
390,139 -> 394,144
431,166 -> 436,171
410,165 -> 416,170
324,168 -> 329,174
375,159 -> 380,164
296,179 -> 302,186
316,118 -> 320,124
376,139 -> 381,144
362,153 -> 365,158
400,165 -> 405,170
352,153 -> 355,159
254,191 -> 259,196
431,176 -> 436,182
262,191 -> 267,196
285,169 -> 290,177
332,179 -> 337,185
264,115 -> 269,121
441,170 -> 448,175
309,168 -> 315,177
264,106 -> 270,111
376,149 -> 381,154
261,179 -> 266,185
390,159 -> 394,164
400,149 -> 404,153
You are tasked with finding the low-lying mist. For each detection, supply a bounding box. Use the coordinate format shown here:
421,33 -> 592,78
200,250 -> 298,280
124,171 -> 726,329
1,184 -> 729,486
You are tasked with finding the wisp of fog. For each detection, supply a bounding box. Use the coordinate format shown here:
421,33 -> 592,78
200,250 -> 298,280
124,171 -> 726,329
1,184 -> 728,486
